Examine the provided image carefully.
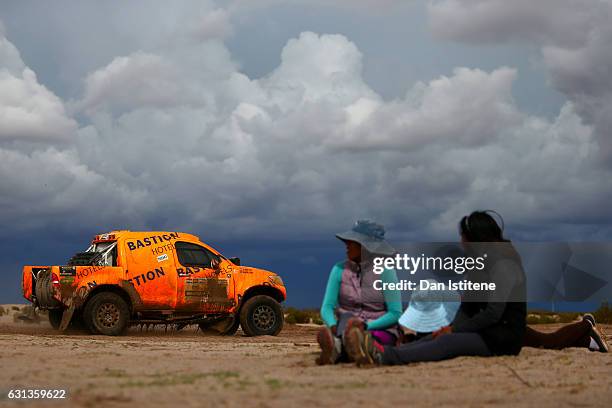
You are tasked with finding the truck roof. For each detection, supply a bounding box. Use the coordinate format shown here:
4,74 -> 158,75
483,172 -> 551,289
92,230 -> 201,243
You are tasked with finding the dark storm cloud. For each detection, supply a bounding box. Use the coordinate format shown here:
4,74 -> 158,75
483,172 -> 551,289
2,22 -> 611,242
429,0 -> 612,162
1,1 -> 612,306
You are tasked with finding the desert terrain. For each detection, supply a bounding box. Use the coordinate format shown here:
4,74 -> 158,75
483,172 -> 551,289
1,305 -> 611,408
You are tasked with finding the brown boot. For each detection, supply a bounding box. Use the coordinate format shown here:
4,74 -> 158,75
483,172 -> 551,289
316,326 -> 340,365
345,325 -> 384,367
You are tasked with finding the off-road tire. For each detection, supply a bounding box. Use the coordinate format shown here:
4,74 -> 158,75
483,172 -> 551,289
198,316 -> 240,336
35,270 -> 61,309
221,317 -> 240,336
239,295 -> 283,336
83,292 -> 130,336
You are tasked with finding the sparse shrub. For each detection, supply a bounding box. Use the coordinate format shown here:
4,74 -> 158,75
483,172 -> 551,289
22,305 -> 35,315
13,305 -> 40,323
526,311 -> 581,325
527,313 -> 559,324
0,306 -> 5,316
11,306 -> 20,311
593,302 -> 612,324
284,307 -> 310,324
312,315 -> 323,325
284,307 -> 323,325
558,312 -> 580,323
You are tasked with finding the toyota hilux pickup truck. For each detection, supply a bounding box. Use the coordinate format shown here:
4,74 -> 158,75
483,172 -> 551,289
22,231 -> 286,336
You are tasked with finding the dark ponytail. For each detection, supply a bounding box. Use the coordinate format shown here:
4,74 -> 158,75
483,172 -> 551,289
459,210 -> 508,242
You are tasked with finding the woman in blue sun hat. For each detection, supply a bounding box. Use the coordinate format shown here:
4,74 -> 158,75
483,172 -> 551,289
316,219 -> 402,365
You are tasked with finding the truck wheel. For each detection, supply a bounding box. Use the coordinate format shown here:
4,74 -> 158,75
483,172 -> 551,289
83,292 -> 130,336
239,295 -> 283,336
70,311 -> 89,332
48,309 -> 63,330
221,317 -> 240,336
198,316 -> 240,336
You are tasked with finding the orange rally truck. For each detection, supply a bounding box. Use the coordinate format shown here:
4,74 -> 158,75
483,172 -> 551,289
22,231 -> 286,336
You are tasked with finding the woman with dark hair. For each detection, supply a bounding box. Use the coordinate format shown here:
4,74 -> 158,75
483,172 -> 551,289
395,212 -> 609,353
397,293 -> 609,352
459,210 -> 508,243
316,220 -> 402,365
345,210 -> 528,366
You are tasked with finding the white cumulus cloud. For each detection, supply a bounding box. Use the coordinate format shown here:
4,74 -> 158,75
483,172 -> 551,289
428,0 -> 612,162
0,32 -> 77,143
1,11 -> 611,242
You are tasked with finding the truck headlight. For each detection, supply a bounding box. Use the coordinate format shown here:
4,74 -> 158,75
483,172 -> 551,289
269,275 -> 284,286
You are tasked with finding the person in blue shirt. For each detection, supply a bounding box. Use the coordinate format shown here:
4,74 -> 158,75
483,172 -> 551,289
317,220 -> 402,365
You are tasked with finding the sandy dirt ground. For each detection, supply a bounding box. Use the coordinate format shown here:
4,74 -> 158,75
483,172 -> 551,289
1,306 -> 611,408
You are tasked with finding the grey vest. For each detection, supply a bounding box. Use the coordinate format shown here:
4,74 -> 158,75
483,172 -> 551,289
336,260 -> 397,336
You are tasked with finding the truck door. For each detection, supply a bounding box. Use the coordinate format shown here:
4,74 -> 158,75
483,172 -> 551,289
123,237 -> 178,310
173,241 -> 234,313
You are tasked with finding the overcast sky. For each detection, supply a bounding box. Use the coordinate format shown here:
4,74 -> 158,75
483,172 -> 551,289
1,0 -> 611,306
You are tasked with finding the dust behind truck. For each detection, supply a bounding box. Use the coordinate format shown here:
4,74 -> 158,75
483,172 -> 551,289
21,231 -> 286,336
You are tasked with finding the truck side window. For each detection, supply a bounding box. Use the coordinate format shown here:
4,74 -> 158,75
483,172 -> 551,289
175,242 -> 219,268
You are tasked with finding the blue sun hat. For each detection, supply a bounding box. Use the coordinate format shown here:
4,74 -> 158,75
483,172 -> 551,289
336,219 -> 396,256
399,280 -> 461,333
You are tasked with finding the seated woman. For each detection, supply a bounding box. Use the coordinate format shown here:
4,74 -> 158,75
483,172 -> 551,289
399,283 -> 608,353
345,210 -> 528,366
317,220 -> 402,365
397,242 -> 609,354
